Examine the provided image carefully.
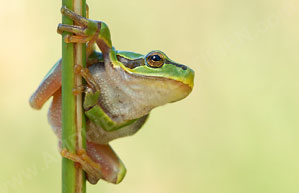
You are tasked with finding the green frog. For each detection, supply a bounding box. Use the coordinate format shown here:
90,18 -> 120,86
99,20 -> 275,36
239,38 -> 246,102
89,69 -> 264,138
29,6 -> 194,185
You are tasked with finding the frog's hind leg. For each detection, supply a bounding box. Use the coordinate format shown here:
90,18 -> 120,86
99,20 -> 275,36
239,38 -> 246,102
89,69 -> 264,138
48,90 -> 126,184
48,89 -> 126,184
29,60 -> 62,109
86,142 -> 126,184
61,142 -> 126,184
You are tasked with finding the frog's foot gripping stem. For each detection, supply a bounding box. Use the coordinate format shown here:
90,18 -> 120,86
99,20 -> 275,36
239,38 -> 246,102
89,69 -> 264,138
60,142 -> 126,184
58,6 -> 112,54
57,6 -> 99,44
61,149 -> 102,184
74,64 -> 100,92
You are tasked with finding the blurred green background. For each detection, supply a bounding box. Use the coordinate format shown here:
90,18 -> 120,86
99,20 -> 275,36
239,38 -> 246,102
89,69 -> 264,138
0,0 -> 299,193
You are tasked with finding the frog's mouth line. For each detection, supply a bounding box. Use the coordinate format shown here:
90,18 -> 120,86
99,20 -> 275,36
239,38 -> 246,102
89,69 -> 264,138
125,68 -> 193,97
136,73 -> 194,91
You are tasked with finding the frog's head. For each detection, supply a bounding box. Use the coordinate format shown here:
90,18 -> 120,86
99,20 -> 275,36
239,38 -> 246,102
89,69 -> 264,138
114,50 -> 194,105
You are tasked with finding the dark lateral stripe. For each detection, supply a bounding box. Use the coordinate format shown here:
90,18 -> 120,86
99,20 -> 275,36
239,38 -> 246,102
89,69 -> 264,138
165,59 -> 187,70
117,55 -> 145,69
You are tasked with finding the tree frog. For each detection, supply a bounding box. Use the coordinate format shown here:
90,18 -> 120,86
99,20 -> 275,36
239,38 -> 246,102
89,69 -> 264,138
29,6 -> 194,185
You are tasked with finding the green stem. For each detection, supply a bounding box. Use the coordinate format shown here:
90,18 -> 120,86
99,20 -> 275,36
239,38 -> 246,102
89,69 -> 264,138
61,0 -> 86,193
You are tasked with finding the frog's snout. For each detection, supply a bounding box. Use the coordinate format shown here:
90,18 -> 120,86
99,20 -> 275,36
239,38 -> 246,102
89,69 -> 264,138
182,67 -> 195,90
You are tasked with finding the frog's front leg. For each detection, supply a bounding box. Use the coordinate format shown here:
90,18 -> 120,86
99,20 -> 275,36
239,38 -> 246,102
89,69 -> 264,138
58,6 -> 112,55
74,64 -> 100,92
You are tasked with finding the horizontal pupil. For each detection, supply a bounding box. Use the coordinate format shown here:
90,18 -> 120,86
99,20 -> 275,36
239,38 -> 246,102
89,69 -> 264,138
151,55 -> 161,61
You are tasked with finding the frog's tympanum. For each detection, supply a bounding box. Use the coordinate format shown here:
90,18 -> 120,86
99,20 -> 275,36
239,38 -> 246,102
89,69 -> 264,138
30,6 -> 194,184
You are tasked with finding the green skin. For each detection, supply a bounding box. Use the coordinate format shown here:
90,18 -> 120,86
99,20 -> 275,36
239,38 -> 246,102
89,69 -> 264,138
29,6 -> 194,185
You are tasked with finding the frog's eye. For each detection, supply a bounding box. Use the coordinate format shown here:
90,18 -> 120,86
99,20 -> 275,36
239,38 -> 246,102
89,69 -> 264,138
146,53 -> 164,68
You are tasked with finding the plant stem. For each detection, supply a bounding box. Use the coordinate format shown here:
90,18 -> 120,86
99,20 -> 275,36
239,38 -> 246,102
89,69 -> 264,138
74,0 -> 87,192
61,0 -> 86,192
